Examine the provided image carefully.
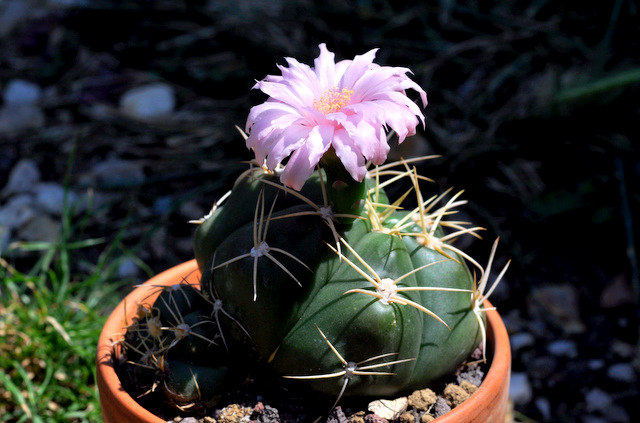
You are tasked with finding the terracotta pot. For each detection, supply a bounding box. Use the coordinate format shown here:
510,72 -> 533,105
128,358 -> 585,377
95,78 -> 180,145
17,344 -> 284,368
96,260 -> 511,423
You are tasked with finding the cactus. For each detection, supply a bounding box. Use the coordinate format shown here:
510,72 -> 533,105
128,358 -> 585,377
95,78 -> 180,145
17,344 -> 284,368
119,44 -> 509,416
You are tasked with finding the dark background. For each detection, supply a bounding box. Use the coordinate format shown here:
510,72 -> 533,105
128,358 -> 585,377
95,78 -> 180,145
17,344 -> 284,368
1,1 -> 638,421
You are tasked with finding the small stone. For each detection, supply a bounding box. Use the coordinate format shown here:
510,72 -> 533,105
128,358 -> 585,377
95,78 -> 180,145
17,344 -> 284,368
547,339 -> 578,358
456,365 -> 484,387
534,397 -> 551,421
585,388 -> 611,412
3,79 -> 42,105
420,414 -> 435,422
252,402 -> 265,413
86,158 -> 146,189
0,194 -> 37,229
432,397 -> 451,417
443,383 -> 470,408
117,258 -> 140,279
3,159 -> 41,195
610,340 -> 636,359
0,0 -> 30,37
348,410 -> 366,423
368,397 -> 408,420
202,417 -> 216,423
397,411 -> 416,422
33,182 -> 80,216
510,332 -> 536,353
120,83 -> 176,120
459,380 -> 478,395
326,406 -> 348,423
407,388 -> 437,411
364,414 -> 388,423
0,104 -> 46,133
17,214 -> 60,243
214,404 -> 251,423
587,359 -> 606,371
177,418 -> 198,423
606,363 -> 637,383
509,372 -> 532,405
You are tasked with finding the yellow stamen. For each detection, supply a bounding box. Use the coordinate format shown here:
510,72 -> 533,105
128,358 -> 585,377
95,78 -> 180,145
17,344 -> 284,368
314,87 -> 354,115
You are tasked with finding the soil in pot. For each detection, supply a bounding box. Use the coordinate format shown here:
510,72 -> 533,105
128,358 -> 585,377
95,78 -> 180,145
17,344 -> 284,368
116,313 -> 492,422
117,346 -> 490,423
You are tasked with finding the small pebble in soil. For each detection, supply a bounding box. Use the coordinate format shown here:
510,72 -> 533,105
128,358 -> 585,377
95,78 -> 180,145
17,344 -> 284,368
606,363 -> 637,383
407,389 -> 437,411
442,383 -> 470,408
251,402 -> 280,423
326,406 -> 348,423
364,413 -> 388,423
509,372 -> 533,405
215,404 -> 252,423
432,397 -> 451,417
368,397 -> 408,420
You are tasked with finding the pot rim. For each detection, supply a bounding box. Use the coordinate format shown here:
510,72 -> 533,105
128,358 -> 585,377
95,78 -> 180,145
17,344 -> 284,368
96,259 -> 511,422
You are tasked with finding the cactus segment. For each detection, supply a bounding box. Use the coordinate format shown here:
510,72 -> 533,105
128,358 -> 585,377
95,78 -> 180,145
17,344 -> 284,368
123,158 -> 507,411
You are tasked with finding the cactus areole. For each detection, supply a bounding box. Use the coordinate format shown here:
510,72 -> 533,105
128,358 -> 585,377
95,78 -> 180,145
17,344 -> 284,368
121,44 -> 509,414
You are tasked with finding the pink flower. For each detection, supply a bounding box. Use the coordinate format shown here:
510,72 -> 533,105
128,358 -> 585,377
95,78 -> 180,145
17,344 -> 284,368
245,44 -> 427,190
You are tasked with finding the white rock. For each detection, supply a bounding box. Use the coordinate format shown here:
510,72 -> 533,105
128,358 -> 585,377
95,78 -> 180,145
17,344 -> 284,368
509,372 -> 532,405
86,158 -> 146,188
117,258 -> 140,279
0,194 -> 37,229
3,79 -> 42,105
534,397 -> 551,421
585,388 -> 611,412
547,339 -> 578,358
17,214 -> 60,243
119,83 -> 176,120
368,397 -> 408,420
611,340 -> 636,359
606,363 -> 636,383
3,159 -> 41,195
510,332 -> 535,353
0,0 -> 30,37
33,182 -> 80,216
0,104 -> 45,133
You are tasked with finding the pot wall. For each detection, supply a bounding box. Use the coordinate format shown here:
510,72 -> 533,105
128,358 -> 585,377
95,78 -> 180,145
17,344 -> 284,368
96,260 -> 511,423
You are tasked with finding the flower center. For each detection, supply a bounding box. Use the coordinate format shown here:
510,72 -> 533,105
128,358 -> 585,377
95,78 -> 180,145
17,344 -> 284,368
313,87 -> 354,115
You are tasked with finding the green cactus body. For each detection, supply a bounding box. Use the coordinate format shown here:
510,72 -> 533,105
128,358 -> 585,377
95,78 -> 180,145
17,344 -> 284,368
196,166 -> 481,395
124,164 -> 490,409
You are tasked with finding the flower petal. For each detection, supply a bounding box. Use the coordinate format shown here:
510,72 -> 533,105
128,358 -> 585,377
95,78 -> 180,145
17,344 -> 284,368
332,128 -> 367,182
314,43 -> 337,88
280,125 -> 334,190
